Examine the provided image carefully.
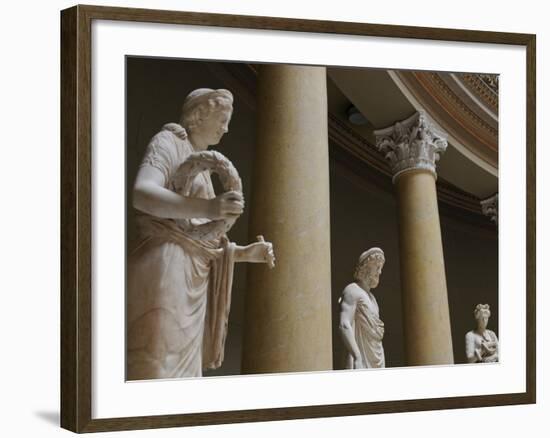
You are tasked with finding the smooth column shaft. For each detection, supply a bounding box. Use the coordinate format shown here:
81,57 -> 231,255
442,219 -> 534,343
396,170 -> 454,365
242,65 -> 333,373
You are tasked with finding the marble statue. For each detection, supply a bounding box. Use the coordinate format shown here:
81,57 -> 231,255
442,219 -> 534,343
127,88 -> 275,380
465,304 -> 499,363
339,248 -> 386,369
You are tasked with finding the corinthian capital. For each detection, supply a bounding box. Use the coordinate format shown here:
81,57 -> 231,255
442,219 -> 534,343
374,111 -> 448,183
480,193 -> 498,225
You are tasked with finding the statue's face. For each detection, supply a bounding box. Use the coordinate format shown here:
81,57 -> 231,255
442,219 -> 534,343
365,261 -> 383,289
196,107 -> 232,146
476,313 -> 489,330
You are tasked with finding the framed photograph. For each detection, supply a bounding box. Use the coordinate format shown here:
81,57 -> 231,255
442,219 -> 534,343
60,4 -> 536,433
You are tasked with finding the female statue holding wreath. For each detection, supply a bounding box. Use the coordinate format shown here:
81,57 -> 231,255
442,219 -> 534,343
127,88 -> 275,380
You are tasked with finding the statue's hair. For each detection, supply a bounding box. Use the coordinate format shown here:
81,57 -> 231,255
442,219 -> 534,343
353,247 -> 385,281
179,88 -> 233,132
474,303 -> 491,319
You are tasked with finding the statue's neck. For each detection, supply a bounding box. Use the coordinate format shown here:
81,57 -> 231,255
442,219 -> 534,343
357,280 -> 370,293
187,132 -> 209,152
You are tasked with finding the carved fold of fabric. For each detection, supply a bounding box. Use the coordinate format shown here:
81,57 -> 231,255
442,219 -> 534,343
354,300 -> 385,368
127,216 -> 236,379
127,122 -> 238,379
202,238 -> 236,370
135,215 -> 223,260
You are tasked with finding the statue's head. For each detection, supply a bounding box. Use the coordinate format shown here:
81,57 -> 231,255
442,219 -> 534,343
180,88 -> 234,145
354,247 -> 385,289
474,304 -> 491,330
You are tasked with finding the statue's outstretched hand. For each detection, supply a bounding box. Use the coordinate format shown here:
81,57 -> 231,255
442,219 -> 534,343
256,235 -> 275,268
242,236 -> 275,268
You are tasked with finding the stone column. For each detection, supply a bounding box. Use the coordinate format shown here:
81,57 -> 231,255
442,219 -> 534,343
375,111 -> 454,365
241,65 -> 333,373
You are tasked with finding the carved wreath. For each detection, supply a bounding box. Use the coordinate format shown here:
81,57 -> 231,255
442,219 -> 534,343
171,150 -> 243,241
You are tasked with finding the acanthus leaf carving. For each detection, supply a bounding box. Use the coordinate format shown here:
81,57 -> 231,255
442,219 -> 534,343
480,193 -> 498,225
374,111 -> 448,183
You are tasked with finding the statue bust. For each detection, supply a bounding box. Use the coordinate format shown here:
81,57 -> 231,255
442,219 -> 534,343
338,248 -> 386,369
465,304 -> 499,363
126,88 -> 275,380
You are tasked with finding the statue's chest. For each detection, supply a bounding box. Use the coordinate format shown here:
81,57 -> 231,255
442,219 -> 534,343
357,293 -> 379,317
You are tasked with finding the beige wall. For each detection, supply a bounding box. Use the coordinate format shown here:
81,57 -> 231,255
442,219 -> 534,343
126,57 -> 498,375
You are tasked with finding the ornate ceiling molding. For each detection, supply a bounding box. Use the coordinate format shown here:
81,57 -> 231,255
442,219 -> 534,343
394,71 -> 498,170
460,73 -> 499,112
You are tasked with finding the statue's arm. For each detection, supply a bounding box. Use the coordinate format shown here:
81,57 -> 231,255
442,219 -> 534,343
483,330 -> 499,361
465,332 -> 481,363
339,286 -> 362,368
133,165 -> 243,220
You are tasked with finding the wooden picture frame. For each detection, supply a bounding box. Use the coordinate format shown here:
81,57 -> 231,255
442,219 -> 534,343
61,4 -> 536,433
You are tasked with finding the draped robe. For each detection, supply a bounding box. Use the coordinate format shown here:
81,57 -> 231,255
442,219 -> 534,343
465,329 -> 499,363
126,123 -> 236,380
351,290 -> 385,368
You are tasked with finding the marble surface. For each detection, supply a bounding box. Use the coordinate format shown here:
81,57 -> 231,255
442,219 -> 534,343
126,88 -> 273,380
339,248 -> 386,369
465,304 -> 499,363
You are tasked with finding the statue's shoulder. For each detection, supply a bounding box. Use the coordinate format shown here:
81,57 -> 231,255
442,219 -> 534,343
145,124 -> 192,162
465,330 -> 476,341
341,283 -> 362,302
147,128 -> 173,148
161,123 -> 188,140
147,123 -> 187,144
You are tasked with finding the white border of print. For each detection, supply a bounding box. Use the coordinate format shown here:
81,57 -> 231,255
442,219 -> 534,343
92,19 -> 526,419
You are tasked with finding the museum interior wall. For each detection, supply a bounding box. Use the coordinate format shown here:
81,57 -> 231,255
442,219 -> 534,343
126,57 -> 498,376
